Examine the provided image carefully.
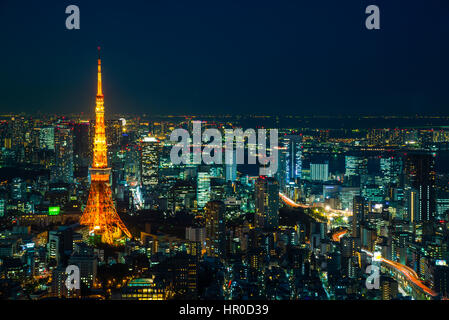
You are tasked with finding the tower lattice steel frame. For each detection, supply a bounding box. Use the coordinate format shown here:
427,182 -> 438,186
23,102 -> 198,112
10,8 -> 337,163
80,47 -> 131,245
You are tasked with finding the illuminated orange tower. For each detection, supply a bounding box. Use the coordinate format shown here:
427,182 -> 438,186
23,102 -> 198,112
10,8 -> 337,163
80,47 -> 131,245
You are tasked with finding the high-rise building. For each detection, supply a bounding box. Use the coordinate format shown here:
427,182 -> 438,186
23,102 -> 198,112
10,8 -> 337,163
52,125 -> 74,183
405,187 -> 419,223
51,266 -> 79,298
352,196 -> 366,237
276,142 -> 288,190
327,251 -> 341,285
436,197 -> 449,220
165,253 -> 198,299
106,119 -> 122,149
47,227 -> 73,265
280,134 -> 302,185
225,150 -> 237,182
0,199 -> 5,217
380,276 -> 399,300
48,231 -> 63,264
140,136 -> 160,187
362,184 -> 385,203
340,187 -> 360,211
205,200 -> 225,258
434,265 -> 449,297
310,162 -> 329,182
380,156 -> 402,186
197,171 -> 211,209
156,252 -> 198,299
186,226 -> 206,244
73,121 -> 91,169
10,178 -> 25,200
255,176 -> 279,230
39,127 -> 55,150
404,152 -> 436,223
68,244 -> 97,289
345,155 -> 368,178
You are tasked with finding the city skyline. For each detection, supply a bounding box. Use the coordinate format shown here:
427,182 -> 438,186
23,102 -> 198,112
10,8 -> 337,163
2,0 -> 449,307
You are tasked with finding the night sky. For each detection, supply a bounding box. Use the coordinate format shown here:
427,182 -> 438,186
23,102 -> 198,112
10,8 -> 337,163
1,0 -> 449,116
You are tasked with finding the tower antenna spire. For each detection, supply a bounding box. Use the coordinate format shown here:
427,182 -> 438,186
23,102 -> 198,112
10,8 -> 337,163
97,46 -> 103,96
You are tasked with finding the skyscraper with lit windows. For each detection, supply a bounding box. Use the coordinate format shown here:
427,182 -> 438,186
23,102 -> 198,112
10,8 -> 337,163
284,134 -> 302,184
39,127 -> 55,150
52,125 -> 74,183
205,200 -> 225,258
404,152 -> 436,223
197,171 -> 211,209
255,176 -> 279,230
141,136 -> 160,187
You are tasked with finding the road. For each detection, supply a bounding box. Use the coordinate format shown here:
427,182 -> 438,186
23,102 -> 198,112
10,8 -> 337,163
331,229 -> 348,242
279,192 -> 310,209
362,249 -> 438,298
279,192 -> 352,217
279,192 -> 328,223
280,192 -> 441,299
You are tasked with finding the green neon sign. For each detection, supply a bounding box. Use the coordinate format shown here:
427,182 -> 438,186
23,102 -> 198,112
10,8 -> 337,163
48,207 -> 60,216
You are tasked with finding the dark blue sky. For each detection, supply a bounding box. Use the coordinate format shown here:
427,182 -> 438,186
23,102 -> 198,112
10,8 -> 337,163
1,0 -> 449,115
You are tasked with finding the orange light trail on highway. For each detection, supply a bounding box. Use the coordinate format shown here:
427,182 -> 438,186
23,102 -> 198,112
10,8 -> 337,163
279,192 -> 310,208
279,192 -> 352,216
332,229 -> 347,242
362,249 -> 437,297
280,193 -> 439,298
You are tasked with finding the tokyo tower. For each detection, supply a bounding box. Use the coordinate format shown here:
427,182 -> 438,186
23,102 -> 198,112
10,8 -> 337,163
80,47 -> 132,245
